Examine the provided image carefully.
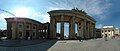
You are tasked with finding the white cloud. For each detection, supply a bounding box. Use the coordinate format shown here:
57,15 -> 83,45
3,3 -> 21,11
49,0 -> 112,20
96,24 -> 103,28
0,13 -> 10,30
0,0 -> 112,30
48,7 -> 67,11
31,12 -> 50,23
0,7 -> 50,29
13,7 -> 30,17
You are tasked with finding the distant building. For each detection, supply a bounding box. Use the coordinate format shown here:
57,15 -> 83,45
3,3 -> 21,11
101,25 -> 115,38
5,17 -> 50,40
114,28 -> 120,36
95,28 -> 102,38
0,30 -> 6,37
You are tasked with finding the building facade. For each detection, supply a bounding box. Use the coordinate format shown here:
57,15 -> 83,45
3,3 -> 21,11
95,29 -> 102,38
5,17 -> 50,40
48,8 -> 96,39
114,28 -> 120,36
5,9 -> 96,40
101,25 -> 115,38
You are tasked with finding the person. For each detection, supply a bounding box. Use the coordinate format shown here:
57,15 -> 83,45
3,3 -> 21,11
79,37 -> 82,42
112,35 -> 115,39
104,34 -> 108,41
75,33 -> 77,39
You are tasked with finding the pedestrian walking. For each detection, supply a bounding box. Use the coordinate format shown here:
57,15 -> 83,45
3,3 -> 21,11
104,34 -> 108,41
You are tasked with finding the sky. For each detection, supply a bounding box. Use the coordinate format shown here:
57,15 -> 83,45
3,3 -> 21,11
0,0 -> 120,31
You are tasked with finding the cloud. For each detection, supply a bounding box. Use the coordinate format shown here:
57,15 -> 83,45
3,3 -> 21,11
48,7 -> 67,11
49,0 -> 112,20
31,12 -> 50,23
0,9 -> 50,30
0,13 -> 10,30
96,24 -> 103,28
0,0 -> 112,30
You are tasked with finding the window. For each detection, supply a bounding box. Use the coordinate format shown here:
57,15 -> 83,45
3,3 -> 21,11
33,32 -> 35,36
27,26 -> 29,28
108,30 -> 110,32
33,26 -> 35,29
19,25 -> 22,28
79,27 -> 81,29
102,31 -> 103,32
113,30 -> 114,31
19,31 -> 22,37
105,30 -> 107,32
79,23 -> 81,25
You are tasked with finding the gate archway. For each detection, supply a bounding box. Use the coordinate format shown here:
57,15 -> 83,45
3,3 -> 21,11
48,9 -> 96,39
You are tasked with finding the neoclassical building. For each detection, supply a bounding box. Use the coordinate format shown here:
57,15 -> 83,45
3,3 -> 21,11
48,9 -> 96,39
5,9 -> 96,40
5,17 -> 50,39
101,25 -> 117,38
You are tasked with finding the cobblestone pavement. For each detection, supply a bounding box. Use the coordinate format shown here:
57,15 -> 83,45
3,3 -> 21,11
48,37 -> 120,51
0,37 -> 120,51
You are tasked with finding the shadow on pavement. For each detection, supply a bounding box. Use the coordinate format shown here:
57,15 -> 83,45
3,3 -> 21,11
41,39 -> 58,51
0,39 -> 58,51
0,39 -> 57,47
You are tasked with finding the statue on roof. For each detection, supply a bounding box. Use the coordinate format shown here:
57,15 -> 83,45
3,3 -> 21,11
72,8 -> 87,14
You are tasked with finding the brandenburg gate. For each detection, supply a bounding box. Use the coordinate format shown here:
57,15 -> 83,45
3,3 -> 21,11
48,8 -> 96,39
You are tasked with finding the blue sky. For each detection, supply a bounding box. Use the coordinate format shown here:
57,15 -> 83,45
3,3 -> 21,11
0,0 -> 120,30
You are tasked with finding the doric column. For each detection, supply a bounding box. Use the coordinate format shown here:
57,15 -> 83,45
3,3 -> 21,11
93,24 -> 96,38
33,24 -> 37,39
81,20 -> 84,38
87,21 -> 90,39
89,22 -> 92,38
78,20 -> 83,38
83,19 -> 87,39
50,17 -> 52,39
69,16 -> 75,39
50,16 -> 56,39
61,15 -> 64,39
77,22 -> 80,37
23,22 -> 26,39
6,22 -> 12,39
86,21 -> 88,39
30,23 -> 33,39
14,22 -> 18,39
91,23 -> 94,38
36,24 -> 39,39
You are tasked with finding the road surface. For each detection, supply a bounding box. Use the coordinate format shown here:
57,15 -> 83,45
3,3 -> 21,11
0,37 -> 120,51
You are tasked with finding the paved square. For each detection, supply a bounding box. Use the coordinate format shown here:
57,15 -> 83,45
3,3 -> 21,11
0,37 -> 120,51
